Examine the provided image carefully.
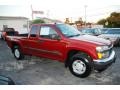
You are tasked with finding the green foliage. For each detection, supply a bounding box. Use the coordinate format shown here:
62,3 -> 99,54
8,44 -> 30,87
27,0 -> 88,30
97,12 -> 120,28
32,19 -> 45,24
97,19 -> 106,25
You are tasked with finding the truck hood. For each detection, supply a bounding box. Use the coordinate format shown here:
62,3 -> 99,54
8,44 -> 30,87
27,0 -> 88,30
70,35 -> 111,46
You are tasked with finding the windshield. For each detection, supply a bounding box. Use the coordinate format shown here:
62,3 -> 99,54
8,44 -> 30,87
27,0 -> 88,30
104,29 -> 120,34
57,24 -> 81,37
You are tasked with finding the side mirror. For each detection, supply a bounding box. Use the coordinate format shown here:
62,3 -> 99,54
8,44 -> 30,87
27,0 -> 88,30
0,75 -> 15,85
50,34 -> 61,40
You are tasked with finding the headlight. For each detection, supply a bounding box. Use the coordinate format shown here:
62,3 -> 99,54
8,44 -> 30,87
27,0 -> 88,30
97,53 -> 103,59
96,46 -> 110,59
96,47 -> 102,52
97,52 -> 110,59
96,46 -> 109,52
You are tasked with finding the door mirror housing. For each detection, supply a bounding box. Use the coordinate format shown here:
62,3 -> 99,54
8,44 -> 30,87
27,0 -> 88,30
50,34 -> 61,40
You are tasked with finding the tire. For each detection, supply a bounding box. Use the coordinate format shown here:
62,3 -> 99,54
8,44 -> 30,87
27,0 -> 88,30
13,45 -> 24,60
68,54 -> 92,78
1,35 -> 4,40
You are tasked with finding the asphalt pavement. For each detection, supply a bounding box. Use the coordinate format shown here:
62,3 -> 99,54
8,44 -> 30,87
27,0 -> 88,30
0,39 -> 120,85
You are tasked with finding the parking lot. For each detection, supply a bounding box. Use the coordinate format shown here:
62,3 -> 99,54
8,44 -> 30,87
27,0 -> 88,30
0,39 -> 120,85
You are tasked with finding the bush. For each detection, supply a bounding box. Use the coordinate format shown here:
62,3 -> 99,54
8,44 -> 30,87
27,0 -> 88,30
32,19 -> 45,24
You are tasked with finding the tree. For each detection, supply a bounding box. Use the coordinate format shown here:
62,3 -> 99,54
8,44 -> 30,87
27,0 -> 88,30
32,19 -> 45,24
97,12 -> 120,28
106,12 -> 120,28
97,19 -> 106,25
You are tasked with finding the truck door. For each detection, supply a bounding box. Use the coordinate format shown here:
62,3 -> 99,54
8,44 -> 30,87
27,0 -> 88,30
37,25 -> 66,61
27,25 -> 40,56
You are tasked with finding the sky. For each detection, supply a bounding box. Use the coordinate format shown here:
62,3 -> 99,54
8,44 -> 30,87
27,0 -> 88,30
0,0 -> 120,23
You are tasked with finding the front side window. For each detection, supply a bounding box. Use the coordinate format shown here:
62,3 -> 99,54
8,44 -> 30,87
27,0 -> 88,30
40,26 -> 58,39
30,26 -> 38,37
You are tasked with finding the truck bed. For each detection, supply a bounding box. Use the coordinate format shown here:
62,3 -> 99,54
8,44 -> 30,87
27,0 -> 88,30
6,33 -> 28,41
17,33 -> 28,37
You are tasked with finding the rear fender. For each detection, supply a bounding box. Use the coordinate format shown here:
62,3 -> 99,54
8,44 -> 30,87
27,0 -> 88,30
11,40 -> 23,53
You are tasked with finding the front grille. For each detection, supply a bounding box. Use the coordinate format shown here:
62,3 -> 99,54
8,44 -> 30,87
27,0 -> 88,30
108,44 -> 113,49
104,51 -> 111,57
103,44 -> 113,52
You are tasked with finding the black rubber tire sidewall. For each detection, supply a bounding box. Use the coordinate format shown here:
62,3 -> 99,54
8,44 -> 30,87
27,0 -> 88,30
69,54 -> 92,78
13,46 -> 24,60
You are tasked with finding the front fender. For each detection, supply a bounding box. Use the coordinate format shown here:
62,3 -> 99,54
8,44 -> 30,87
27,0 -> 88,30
67,46 -> 97,60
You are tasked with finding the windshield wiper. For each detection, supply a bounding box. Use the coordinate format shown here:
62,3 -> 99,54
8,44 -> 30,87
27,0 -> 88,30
68,34 -> 80,37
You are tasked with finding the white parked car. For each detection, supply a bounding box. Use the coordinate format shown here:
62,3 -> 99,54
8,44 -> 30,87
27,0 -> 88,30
98,28 -> 120,46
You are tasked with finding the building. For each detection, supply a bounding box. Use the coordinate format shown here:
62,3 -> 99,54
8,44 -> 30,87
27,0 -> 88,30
0,16 -> 29,34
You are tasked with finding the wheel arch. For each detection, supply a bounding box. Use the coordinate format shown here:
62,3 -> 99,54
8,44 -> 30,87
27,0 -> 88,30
11,42 -> 21,53
65,49 -> 93,67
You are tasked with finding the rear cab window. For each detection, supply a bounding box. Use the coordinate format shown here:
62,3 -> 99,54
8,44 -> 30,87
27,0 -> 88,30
30,25 -> 39,37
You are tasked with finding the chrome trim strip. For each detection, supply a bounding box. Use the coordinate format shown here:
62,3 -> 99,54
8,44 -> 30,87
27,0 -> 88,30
108,44 -> 113,50
94,50 -> 115,63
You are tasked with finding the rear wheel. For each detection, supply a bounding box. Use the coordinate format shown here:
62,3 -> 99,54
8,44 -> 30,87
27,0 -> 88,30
13,46 -> 24,60
68,54 -> 92,78
1,35 -> 4,40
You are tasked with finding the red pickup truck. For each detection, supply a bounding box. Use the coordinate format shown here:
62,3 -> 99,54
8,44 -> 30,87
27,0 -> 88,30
6,24 -> 116,78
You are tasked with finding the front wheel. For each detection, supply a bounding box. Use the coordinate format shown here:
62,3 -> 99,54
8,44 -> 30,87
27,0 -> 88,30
68,54 -> 92,78
13,46 -> 24,60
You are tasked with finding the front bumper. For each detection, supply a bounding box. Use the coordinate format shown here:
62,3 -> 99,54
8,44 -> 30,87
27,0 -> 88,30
93,50 -> 116,70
